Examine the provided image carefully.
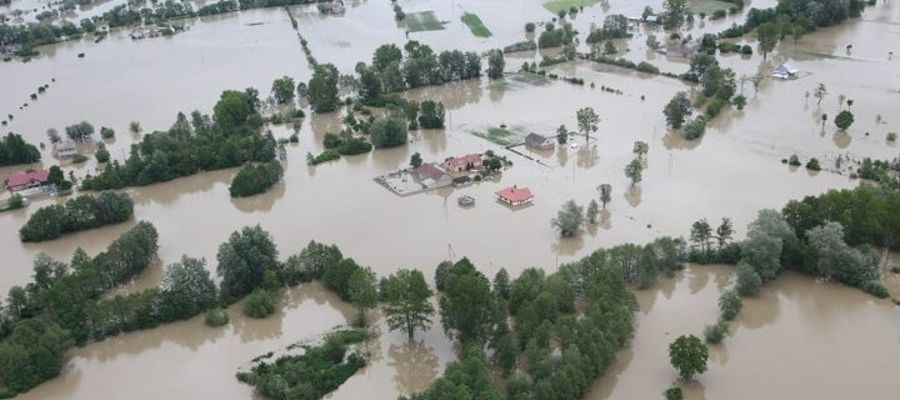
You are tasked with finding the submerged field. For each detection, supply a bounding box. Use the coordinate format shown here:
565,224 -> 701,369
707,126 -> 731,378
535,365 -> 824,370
1,0 -> 899,399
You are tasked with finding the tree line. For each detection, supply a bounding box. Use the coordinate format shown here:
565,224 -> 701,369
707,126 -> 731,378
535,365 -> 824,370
81,89 -> 277,191
0,133 -> 40,166
19,191 -> 134,242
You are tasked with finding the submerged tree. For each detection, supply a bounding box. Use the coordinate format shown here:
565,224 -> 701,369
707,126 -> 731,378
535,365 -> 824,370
598,183 -> 612,208
625,158 -> 643,186
576,107 -> 600,139
487,49 -> 505,79
384,269 -> 435,339
663,92 -> 692,129
586,200 -> 600,224
551,200 -> 584,237
669,334 -> 708,380
349,266 -> 378,326
271,76 -> 296,104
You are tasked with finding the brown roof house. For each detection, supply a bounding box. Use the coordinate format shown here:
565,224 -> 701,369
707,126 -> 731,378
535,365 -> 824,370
525,133 -> 554,150
414,163 -> 452,189
445,153 -> 483,172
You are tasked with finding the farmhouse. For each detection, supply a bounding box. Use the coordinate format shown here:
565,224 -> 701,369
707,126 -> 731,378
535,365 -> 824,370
496,185 -> 533,206
445,153 -> 483,172
6,169 -> 50,191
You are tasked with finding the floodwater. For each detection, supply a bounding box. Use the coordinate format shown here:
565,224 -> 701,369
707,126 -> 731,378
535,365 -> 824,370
587,264 -> 900,400
1,1 -> 899,399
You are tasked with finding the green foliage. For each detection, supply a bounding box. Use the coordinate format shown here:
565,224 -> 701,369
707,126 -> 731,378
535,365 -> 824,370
370,116 -> 409,148
487,49 -> 505,79
805,158 -> 821,171
538,22 -> 573,48
718,289 -> 742,321
684,117 -> 707,140
418,100 -> 446,129
94,142 -> 110,163
0,133 -> 41,166
625,158 -> 643,185
664,387 -> 684,400
735,261 -> 763,296
19,191 -> 134,242
732,94 -> 747,110
399,343 -> 501,400
668,334 -> 708,380
282,241 -> 343,284
806,221 -> 885,297
99,127 -> 115,140
438,260 -> 494,343
705,98 -> 726,118
409,152 -> 423,169
82,91 -> 274,191
348,267 -> 378,323
461,13 -> 492,37
703,320 -> 727,344
636,61 -> 660,74
383,269 -> 434,338
551,200 -> 584,237
216,225 -> 279,303
310,149 -> 341,165
586,14 -> 631,43
204,307 -> 230,327
65,121 -> 95,142
229,161 -> 283,197
159,256 -> 217,321
323,258 -> 364,301
6,193 -> 24,210
525,22 -> 536,33
756,22 -> 779,59
243,289 -> 277,318
0,318 -> 73,393
664,92 -> 692,129
834,110 -> 854,130
237,329 -> 368,400
271,76 -> 296,104
308,63 -> 341,113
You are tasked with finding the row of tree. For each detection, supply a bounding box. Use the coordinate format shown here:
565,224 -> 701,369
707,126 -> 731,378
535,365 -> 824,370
81,90 -> 277,191
18,191 -> 134,242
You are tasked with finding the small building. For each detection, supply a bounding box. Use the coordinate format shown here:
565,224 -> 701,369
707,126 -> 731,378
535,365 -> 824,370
414,163 -> 452,188
496,185 -> 533,206
318,0 -> 346,14
525,133 -> 554,150
53,141 -> 77,158
445,153 -> 483,172
6,169 -> 50,191
452,176 -> 473,187
458,195 -> 476,207
772,63 -> 800,79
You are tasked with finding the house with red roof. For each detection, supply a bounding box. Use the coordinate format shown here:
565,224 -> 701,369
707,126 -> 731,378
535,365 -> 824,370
445,153 -> 483,173
414,163 -> 452,188
496,185 -> 533,206
6,169 -> 50,191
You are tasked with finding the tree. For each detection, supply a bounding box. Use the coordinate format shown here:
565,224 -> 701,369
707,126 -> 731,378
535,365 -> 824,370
556,124 -> 568,144
384,269 -> 434,339
735,260 -> 763,296
834,110 -> 854,130
806,221 -> 880,288
664,92 -> 692,129
684,117 -> 706,140
129,121 -> 142,135
65,121 -> 94,142
632,141 -> 649,158
756,22 -> 779,60
271,76 -> 296,104
47,128 -> 61,144
358,65 -> 383,104
216,225 -> 279,302
440,270 -> 494,343
349,266 -> 378,325
732,94 -> 747,110
668,334 -> 708,380
690,219 -> 713,256
551,200 -> 584,237
493,268 -> 510,299
370,116 -> 408,148
0,133 -> 40,165
229,161 -> 284,198
308,63 -> 340,113
625,158 -> 643,185
0,318 -> 73,393
418,100 -> 445,129
576,107 -> 599,139
813,83 -> 827,105
158,256 -> 217,321
586,200 -> 600,223
409,152 -> 423,169
487,49 -> 505,79
598,183 -> 612,208
243,288 -> 277,318
213,90 -> 260,135
718,289 -> 742,321
94,142 -> 110,163
715,217 -> 734,248
664,0 -> 688,29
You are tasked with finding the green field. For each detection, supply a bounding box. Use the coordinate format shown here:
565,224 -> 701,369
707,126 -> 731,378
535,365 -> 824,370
461,12 -> 492,38
472,127 -> 525,146
540,0 -> 602,14
404,11 -> 446,32
689,0 -> 738,15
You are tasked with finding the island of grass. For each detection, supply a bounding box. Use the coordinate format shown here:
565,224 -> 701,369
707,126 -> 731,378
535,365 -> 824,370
471,126 -> 525,146
404,11 -> 446,32
461,12 -> 492,38
540,0 -> 601,14
237,329 -> 369,400
690,0 -> 739,15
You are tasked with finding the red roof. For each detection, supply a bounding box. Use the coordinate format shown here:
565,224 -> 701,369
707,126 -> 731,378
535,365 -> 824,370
496,186 -> 533,202
7,169 -> 49,187
447,153 -> 482,169
416,163 -> 447,181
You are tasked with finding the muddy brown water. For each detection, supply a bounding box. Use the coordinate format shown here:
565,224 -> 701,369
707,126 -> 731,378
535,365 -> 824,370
1,1 -> 899,399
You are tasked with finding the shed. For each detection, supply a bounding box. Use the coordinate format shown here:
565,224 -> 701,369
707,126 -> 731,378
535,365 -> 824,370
773,63 -> 799,79
525,133 -> 554,150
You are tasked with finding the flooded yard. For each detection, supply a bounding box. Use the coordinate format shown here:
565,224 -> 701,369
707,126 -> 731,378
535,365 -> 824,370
1,0 -> 899,399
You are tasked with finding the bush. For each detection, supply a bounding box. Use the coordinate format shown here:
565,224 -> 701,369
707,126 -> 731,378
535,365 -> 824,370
740,45 -> 753,55
243,289 -> 277,318
95,142 -> 110,163
525,22 -> 535,33
788,154 -> 801,166
860,280 -> 889,298
704,320 -> 728,344
636,61 -> 660,74
311,149 -> 340,165
664,387 -> 684,400
684,117 -> 707,140
337,137 -> 372,156
72,154 -> 88,163
705,98 -> 726,118
204,307 -> 230,327
229,161 -> 283,198
719,290 -> 742,321
6,193 -> 25,210
835,110 -> 854,130
806,158 -> 821,171
736,262 -> 763,296
717,42 -> 742,53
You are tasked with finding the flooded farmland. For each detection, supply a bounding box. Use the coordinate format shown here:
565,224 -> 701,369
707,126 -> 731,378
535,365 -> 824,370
1,0 -> 899,399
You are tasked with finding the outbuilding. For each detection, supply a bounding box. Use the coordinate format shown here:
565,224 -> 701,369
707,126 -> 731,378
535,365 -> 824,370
495,185 -> 533,206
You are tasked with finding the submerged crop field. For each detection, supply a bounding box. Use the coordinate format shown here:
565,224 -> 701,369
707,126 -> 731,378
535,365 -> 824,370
1,1 -> 899,400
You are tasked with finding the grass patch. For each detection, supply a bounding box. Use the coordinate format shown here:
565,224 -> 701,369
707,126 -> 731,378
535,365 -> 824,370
461,12 -> 492,38
540,0 -> 601,14
472,126 -> 525,146
404,11 -> 446,32
689,0 -> 736,15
